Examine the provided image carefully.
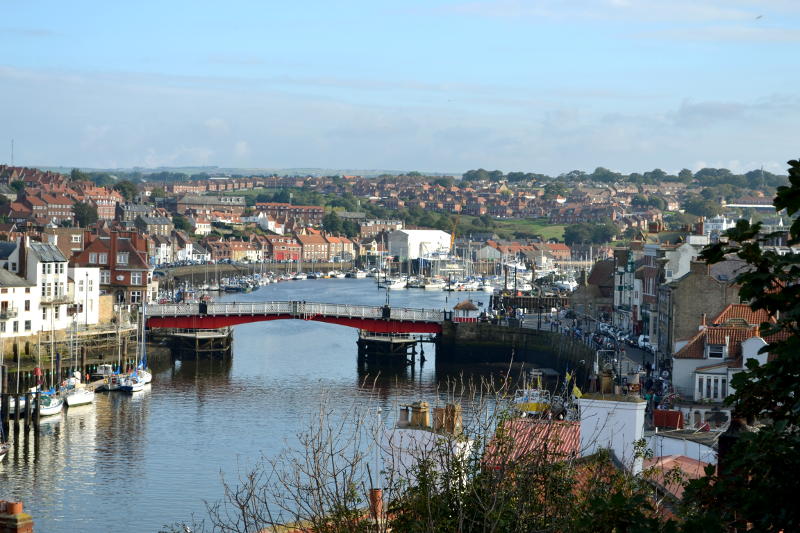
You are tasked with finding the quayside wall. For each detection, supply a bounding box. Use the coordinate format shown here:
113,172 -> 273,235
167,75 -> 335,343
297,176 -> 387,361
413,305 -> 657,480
437,321 -> 595,384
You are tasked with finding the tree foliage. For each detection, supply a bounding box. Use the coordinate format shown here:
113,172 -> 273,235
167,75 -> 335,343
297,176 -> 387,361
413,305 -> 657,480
682,157 -> 800,532
172,214 -> 192,233
72,201 -> 98,227
564,221 -> 617,245
113,180 -> 139,201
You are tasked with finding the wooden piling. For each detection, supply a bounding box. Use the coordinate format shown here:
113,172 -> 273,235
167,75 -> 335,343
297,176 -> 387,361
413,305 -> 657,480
24,393 -> 31,429
13,394 -> 20,425
33,392 -> 40,431
1,393 -> 9,427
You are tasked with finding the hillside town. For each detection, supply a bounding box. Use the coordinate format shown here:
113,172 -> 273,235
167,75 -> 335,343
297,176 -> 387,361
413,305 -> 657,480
0,162 -> 796,532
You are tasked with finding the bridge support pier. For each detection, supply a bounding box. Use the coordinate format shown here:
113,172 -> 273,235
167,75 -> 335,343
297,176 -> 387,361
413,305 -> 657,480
357,331 -> 419,367
170,329 -> 233,360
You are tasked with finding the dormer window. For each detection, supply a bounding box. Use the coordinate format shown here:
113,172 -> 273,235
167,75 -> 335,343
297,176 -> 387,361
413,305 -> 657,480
708,345 -> 725,359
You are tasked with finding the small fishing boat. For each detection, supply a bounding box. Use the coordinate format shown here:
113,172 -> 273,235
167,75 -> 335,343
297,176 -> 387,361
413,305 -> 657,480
513,372 -> 551,417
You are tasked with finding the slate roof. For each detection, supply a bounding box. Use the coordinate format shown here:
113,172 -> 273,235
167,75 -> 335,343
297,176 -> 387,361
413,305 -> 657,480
29,242 -> 67,262
0,269 -> 34,287
0,242 -> 16,260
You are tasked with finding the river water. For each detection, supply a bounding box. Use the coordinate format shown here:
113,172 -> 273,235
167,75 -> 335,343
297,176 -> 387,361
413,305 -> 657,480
0,278 -> 521,533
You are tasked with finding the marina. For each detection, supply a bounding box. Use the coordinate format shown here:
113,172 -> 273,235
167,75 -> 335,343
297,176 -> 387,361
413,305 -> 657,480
0,278 -> 516,533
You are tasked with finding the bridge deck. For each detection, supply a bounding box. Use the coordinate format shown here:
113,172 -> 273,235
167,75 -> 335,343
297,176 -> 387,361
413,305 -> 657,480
146,301 -> 447,334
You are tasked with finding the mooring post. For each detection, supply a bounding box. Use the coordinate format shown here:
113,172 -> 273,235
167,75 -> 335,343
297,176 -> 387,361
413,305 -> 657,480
13,393 -> 20,425
34,392 -> 40,431
24,392 -> 31,430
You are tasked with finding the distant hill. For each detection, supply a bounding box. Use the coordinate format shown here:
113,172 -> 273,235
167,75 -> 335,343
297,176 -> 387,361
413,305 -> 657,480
35,166 -> 457,178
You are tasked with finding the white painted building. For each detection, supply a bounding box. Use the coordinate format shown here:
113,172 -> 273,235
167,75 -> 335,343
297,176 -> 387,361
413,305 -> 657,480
579,395 -> 647,474
0,269 -> 39,339
388,230 -> 451,261
25,242 -> 72,333
68,267 -> 100,327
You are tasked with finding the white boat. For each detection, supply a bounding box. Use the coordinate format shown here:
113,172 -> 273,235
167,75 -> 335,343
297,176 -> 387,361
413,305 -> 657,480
333,272 -> 347,279
0,442 -> 9,462
119,375 -> 145,393
387,278 -> 406,290
134,368 -> 152,384
9,395 -> 27,413
65,388 -> 95,407
424,279 -> 447,291
353,270 -> 368,278
37,394 -> 64,417
461,281 -> 480,291
480,282 -> 495,292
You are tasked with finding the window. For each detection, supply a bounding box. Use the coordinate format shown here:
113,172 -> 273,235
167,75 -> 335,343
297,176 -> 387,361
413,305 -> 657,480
25,288 -> 29,294
71,235 -> 81,243
12,321 -> 17,333
24,300 -> 30,311
42,308 -> 46,320
0,322 -> 4,333
100,271 -> 110,284
78,280 -> 84,291
117,252 -> 129,265
54,306 -> 60,320
708,345 -> 724,359
131,272 -> 142,285
41,264 -> 46,274
11,263 -> 16,271
89,280 -> 93,291
99,253 -> 108,264
130,290 -> 142,304
24,320 -> 30,331
89,253 -> 98,264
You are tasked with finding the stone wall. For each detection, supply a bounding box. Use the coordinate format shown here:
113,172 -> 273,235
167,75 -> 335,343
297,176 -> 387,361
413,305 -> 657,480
437,321 -> 596,384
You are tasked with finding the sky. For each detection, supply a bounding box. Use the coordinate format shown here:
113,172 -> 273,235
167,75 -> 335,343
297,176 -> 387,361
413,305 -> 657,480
1,0 -> 799,175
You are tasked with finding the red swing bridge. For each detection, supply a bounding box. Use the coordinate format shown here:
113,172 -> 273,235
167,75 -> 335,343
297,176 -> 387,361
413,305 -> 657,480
145,301 -> 453,334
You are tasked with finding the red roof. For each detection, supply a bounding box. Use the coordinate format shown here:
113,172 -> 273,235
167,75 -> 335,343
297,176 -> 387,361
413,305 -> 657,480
642,455 -> 710,500
712,304 -> 774,327
484,419 -> 580,468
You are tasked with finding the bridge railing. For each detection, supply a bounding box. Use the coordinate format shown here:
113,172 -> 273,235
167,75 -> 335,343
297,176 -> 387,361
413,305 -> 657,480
146,301 -> 445,323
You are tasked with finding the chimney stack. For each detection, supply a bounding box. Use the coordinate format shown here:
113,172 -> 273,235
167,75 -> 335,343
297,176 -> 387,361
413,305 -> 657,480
0,500 -> 34,533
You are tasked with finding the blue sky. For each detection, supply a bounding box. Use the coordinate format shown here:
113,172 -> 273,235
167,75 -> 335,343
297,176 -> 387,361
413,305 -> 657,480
1,0 -> 799,174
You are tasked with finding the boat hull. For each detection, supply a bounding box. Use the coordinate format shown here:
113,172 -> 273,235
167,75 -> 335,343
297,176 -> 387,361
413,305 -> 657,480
65,390 -> 95,407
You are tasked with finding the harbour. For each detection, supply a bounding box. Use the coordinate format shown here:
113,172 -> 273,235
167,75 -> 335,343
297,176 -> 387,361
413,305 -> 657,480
0,277 -> 542,533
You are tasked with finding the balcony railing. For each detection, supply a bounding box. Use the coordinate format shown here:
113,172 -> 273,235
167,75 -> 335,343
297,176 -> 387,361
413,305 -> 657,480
0,308 -> 18,319
40,293 -> 73,305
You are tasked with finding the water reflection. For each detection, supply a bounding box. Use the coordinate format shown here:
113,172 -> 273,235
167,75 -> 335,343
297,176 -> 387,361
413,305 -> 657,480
2,279 -> 521,533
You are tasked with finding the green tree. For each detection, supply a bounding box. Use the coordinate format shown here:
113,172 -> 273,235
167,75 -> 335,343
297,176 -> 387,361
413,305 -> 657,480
322,211 -> 343,234
682,157 -> 800,532
70,168 -> 90,182
172,214 -> 192,233
543,182 -> 568,200
563,223 -> 594,245
113,180 -> 139,202
150,187 -> 166,199
9,180 -> 24,194
678,168 -> 693,183
682,195 -> 722,218
72,202 -> 98,227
